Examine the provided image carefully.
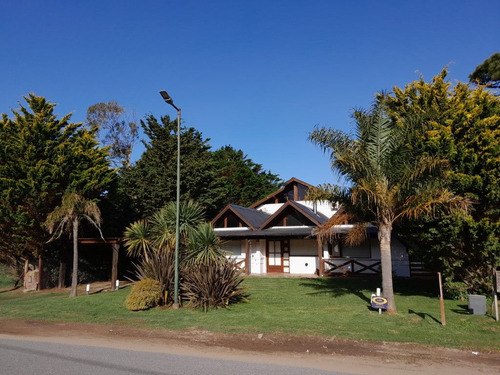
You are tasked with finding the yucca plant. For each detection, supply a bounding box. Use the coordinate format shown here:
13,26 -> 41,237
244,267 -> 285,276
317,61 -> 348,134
123,219 -> 152,260
181,258 -> 247,311
131,250 -> 176,305
184,223 -> 227,266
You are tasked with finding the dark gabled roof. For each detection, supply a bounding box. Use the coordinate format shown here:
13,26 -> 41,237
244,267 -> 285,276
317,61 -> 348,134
259,200 -> 329,229
211,204 -> 270,230
292,201 -> 330,225
249,177 -> 313,208
229,204 -> 270,229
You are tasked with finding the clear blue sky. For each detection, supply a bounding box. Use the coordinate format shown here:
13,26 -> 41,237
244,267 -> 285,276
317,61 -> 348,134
1,1 -> 498,186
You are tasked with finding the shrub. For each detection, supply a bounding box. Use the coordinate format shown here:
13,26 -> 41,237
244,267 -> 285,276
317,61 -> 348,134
444,280 -> 469,300
125,278 -> 163,311
181,258 -> 247,311
132,250 -> 176,305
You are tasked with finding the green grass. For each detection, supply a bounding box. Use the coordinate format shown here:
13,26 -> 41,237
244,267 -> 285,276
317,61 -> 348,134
0,264 -> 15,289
1,277 -> 499,351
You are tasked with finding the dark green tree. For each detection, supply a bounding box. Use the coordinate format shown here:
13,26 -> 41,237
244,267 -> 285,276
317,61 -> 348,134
380,68 -> 500,292
211,146 -> 282,208
0,94 -> 114,282
469,52 -> 500,89
121,115 -> 221,218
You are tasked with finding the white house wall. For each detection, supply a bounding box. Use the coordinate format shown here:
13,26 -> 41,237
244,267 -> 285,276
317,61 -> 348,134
290,239 -> 318,275
220,236 -> 409,277
221,240 -> 245,269
326,237 -> 410,277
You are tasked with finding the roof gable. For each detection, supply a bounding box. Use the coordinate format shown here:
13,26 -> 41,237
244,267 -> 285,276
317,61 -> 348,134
250,177 -> 313,208
212,204 -> 270,230
260,200 -> 327,229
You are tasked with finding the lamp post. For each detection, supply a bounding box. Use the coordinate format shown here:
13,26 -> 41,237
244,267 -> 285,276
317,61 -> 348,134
159,90 -> 181,309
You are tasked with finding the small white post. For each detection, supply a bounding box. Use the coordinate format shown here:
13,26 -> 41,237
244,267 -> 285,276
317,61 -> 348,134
115,279 -> 119,291
86,284 -> 90,295
376,288 -> 381,315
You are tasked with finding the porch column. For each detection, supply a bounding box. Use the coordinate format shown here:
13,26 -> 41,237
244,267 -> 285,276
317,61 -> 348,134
244,240 -> 250,275
111,243 -> 120,291
317,241 -> 324,276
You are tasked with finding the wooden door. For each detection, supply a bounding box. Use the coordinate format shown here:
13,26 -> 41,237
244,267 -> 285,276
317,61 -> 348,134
267,240 -> 283,273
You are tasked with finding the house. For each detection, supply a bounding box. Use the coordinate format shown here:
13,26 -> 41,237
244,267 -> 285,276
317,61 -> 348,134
212,178 -> 410,277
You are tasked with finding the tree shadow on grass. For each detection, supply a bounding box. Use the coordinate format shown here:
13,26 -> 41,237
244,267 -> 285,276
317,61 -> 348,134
299,276 -> 438,305
0,286 -> 21,294
451,304 -> 470,315
299,277 -> 373,304
408,309 -> 442,324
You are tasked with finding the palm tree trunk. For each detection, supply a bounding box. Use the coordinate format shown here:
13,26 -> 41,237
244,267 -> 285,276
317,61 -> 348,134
70,218 -> 79,298
379,221 -> 396,313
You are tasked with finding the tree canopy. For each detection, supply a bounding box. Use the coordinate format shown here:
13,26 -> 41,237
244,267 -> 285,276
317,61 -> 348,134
0,95 -> 114,273
469,52 -> 500,89
379,68 -> 500,291
120,115 -> 281,220
86,101 -> 138,168
210,145 -> 282,208
309,102 -> 467,313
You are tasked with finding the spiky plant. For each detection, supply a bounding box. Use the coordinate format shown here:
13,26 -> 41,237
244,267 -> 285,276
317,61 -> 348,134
132,250 -> 176,304
184,223 -> 227,266
123,219 -> 152,260
181,258 -> 247,311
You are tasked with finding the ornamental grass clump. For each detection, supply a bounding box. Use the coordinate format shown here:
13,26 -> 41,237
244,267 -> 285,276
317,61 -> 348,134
125,278 -> 163,311
132,250 -> 176,305
181,258 -> 247,311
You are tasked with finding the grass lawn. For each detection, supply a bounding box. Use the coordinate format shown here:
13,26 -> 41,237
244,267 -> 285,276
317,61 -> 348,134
0,264 -> 15,289
1,276 -> 499,351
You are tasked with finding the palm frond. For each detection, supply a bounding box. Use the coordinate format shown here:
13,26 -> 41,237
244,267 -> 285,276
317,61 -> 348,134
184,223 -> 227,266
395,188 -> 471,222
123,219 -> 152,260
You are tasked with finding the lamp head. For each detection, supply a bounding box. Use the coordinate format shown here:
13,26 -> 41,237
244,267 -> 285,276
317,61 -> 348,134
159,90 -> 174,105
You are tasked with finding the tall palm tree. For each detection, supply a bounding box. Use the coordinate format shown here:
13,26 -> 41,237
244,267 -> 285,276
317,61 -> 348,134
46,193 -> 103,297
309,104 -> 469,313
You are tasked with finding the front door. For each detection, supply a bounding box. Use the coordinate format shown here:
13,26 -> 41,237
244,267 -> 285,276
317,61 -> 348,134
267,240 -> 290,273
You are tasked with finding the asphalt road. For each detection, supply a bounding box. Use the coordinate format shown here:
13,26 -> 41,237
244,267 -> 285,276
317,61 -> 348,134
0,337 -> 348,375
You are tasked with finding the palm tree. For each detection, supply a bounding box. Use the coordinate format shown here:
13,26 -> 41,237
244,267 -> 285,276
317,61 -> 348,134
45,192 -> 103,297
309,104 -> 469,313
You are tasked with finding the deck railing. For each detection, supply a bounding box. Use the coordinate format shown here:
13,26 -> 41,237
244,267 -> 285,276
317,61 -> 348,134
323,258 -> 381,276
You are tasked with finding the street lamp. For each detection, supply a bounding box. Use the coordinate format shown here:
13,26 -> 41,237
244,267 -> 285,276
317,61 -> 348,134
159,90 -> 181,309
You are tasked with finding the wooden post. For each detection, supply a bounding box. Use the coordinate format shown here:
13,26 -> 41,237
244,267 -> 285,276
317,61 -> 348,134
438,272 -> 446,326
37,255 -> 43,290
111,243 -> 119,291
23,259 -> 28,289
244,240 -> 250,275
317,241 -> 324,276
493,269 -> 499,322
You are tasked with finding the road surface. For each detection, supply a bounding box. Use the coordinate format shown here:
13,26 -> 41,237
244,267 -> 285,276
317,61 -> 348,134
0,336 -> 348,375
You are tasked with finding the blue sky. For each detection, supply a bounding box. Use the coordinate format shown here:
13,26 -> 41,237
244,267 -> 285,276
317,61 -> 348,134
1,1 -> 498,186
